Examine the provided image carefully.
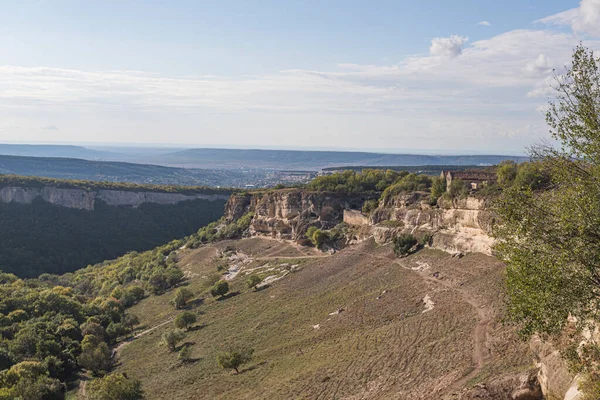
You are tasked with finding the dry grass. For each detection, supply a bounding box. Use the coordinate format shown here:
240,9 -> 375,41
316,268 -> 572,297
115,238 -> 531,399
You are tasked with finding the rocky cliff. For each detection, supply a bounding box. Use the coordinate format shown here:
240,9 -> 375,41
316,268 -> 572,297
370,193 -> 495,255
224,189 -> 377,240
0,186 -> 230,210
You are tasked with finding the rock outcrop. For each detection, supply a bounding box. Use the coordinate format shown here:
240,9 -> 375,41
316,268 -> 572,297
370,193 -> 495,255
224,189 -> 377,240
0,186 -> 230,210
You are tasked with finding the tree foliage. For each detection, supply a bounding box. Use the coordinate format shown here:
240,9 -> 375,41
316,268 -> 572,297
174,312 -> 197,331
161,329 -> 186,352
494,45 -> 600,391
210,280 -> 230,298
87,373 -> 143,400
173,288 -> 194,309
393,234 -> 417,256
216,347 -> 254,373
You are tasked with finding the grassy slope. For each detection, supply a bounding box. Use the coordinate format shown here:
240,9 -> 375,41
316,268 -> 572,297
115,238 -> 530,399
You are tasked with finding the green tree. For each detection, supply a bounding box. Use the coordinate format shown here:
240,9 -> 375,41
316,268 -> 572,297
393,234 -> 417,256
430,176 -> 446,202
78,335 -> 112,374
161,329 -> 186,352
178,345 -> 192,363
216,347 -> 254,374
87,373 -> 143,400
0,361 -> 63,400
246,274 -> 262,291
210,280 -> 229,298
494,45 -> 600,391
174,312 -> 197,331
496,160 -> 518,187
448,179 -> 467,198
173,287 -> 193,309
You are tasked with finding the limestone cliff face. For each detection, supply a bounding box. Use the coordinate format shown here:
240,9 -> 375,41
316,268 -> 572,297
0,186 -> 230,210
224,189 -> 376,240
370,193 -> 495,255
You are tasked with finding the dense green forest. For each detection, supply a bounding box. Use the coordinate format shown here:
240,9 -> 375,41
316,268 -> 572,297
0,198 -> 226,278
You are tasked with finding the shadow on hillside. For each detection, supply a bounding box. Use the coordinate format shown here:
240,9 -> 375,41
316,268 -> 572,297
186,298 -> 205,309
239,361 -> 268,374
217,291 -> 240,301
188,323 -> 207,332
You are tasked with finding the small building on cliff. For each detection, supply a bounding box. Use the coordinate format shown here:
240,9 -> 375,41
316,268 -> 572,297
440,170 -> 497,191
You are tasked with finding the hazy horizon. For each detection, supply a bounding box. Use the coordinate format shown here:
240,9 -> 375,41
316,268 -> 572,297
1,1 -> 597,153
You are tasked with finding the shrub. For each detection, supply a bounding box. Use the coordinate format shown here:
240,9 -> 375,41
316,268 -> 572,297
306,226 -> 327,249
87,373 -> 143,400
393,234 -> 417,256
418,233 -> 433,247
173,288 -> 194,309
161,329 -> 186,352
178,345 -> 192,363
210,280 -> 229,298
174,312 -> 197,331
448,179 -> 468,198
216,347 -> 254,374
246,275 -> 262,290
362,199 -> 379,215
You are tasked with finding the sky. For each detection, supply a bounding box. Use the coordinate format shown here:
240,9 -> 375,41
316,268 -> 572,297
0,0 -> 599,154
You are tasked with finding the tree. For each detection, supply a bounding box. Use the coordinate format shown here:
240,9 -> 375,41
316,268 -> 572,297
87,373 -> 143,400
306,227 -> 327,249
78,335 -> 112,374
161,329 -> 186,352
0,361 -> 63,400
174,312 -> 197,331
448,179 -> 467,198
216,347 -> 254,374
210,280 -> 229,298
122,314 -> 140,332
246,274 -> 262,291
393,234 -> 417,256
430,176 -> 446,202
173,287 -> 193,309
496,160 -> 518,187
494,45 -> 600,392
178,345 -> 192,363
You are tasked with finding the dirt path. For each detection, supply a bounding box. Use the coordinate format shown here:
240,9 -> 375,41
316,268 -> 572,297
114,318 -> 174,355
356,250 -> 492,395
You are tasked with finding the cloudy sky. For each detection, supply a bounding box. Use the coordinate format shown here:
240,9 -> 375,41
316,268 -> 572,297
1,0 -> 599,154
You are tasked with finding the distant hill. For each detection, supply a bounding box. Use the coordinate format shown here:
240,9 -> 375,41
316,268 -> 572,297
146,148 -> 528,170
0,144 -> 528,170
0,154 -> 236,187
0,144 -> 114,159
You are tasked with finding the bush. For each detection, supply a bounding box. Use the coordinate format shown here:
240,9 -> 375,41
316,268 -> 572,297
87,373 -> 143,400
362,199 -> 379,215
161,329 -> 186,352
174,312 -> 197,331
216,347 -> 254,374
246,275 -> 262,290
497,160 -> 518,187
173,288 -> 194,309
418,233 -> 433,247
178,345 -> 193,363
393,234 -> 417,256
210,280 -> 229,298
306,226 -> 327,249
448,179 -> 468,198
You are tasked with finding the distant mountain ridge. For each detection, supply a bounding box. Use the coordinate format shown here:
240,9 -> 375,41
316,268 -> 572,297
0,144 -> 527,170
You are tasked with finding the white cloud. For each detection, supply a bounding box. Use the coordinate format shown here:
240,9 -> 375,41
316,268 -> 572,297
3,8 -> 600,151
478,21 -> 491,26
429,35 -> 468,58
524,54 -> 553,75
41,125 -> 59,130
536,0 -> 600,36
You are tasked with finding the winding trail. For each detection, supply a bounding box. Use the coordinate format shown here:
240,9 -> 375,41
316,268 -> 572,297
77,318 -> 174,399
114,318 -> 174,355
